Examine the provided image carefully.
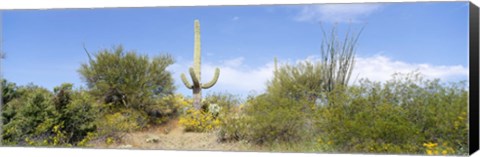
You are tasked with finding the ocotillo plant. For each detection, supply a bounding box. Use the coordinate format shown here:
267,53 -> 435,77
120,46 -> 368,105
181,20 -> 220,110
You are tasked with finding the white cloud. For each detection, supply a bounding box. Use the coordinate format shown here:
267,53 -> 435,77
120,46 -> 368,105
295,3 -> 382,23
351,55 -> 468,83
170,57 -> 275,96
170,55 -> 468,97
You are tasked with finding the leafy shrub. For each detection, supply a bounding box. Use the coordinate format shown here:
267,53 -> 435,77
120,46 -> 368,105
2,85 -> 58,145
78,45 -> 175,110
1,79 -> 19,105
241,94 -> 311,145
60,88 -> 98,145
217,112 -> 247,142
317,71 -> 468,155
2,83 -> 99,147
218,59 -> 324,145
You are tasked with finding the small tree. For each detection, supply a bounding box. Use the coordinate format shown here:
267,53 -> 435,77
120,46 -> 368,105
78,45 -> 175,110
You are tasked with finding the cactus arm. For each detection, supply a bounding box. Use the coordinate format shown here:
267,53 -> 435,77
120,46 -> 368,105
201,68 -> 220,89
180,73 -> 193,89
189,67 -> 200,87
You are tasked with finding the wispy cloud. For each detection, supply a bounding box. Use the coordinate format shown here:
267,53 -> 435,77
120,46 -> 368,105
295,3 -> 383,23
231,16 -> 240,21
169,57 -> 275,96
170,55 -> 468,97
351,55 -> 468,83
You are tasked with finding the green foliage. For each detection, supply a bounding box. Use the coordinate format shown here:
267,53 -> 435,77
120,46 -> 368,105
78,45 -> 175,110
2,85 -> 58,145
77,45 -> 180,137
218,60 -> 322,145
241,94 -> 310,144
59,87 -> 98,145
2,79 -> 19,105
221,25 -> 363,145
2,83 -> 98,147
218,61 -> 467,155
316,71 -> 468,155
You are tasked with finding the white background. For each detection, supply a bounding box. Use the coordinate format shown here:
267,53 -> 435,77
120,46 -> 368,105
0,0 -> 478,157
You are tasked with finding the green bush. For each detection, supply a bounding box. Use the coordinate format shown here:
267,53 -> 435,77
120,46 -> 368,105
78,45 -> 175,110
1,83 -> 99,147
316,72 -> 468,155
78,45 -> 179,133
2,85 -> 58,145
59,88 -> 98,145
1,79 -> 19,105
242,94 -> 310,144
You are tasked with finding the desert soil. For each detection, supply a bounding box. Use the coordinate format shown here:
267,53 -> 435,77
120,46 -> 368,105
92,119 -> 251,151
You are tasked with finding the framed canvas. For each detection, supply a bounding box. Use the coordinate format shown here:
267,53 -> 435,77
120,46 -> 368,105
0,0 -> 478,156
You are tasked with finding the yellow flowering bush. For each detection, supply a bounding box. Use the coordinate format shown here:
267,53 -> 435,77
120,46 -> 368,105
179,108 -> 221,132
423,142 -> 455,155
95,108 -> 146,144
23,123 -> 71,147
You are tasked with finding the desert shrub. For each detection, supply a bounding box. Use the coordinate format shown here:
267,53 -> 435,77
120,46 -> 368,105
1,85 -> 58,145
1,83 -> 99,147
217,111 -> 248,142
78,46 -> 179,134
78,45 -> 175,110
241,94 -> 311,144
95,108 -> 147,144
145,94 -> 189,125
59,88 -> 98,145
201,92 -> 240,114
317,71 -> 468,155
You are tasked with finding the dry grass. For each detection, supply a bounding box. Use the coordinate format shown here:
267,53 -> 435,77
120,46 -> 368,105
91,118 -> 253,151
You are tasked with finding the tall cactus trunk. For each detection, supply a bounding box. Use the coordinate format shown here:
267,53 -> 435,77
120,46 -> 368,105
192,19 -> 202,109
193,88 -> 201,109
181,20 -> 220,110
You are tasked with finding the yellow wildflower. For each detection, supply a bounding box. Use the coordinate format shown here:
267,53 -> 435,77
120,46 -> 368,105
426,150 -> 433,155
442,150 -> 448,155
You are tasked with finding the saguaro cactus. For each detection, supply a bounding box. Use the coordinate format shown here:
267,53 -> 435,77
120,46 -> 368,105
181,20 -> 220,110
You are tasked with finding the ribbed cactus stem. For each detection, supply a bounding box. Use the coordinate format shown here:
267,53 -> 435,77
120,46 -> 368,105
181,20 -> 221,110
202,68 -> 220,89
194,20 -> 201,83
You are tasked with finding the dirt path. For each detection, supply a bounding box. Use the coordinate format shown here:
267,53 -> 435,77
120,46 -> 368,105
96,119 -> 250,151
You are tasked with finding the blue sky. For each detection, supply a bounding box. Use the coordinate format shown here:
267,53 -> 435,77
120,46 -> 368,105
1,2 -> 470,98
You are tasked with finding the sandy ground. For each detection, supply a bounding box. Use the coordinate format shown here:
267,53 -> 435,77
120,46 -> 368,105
93,119 -> 251,151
